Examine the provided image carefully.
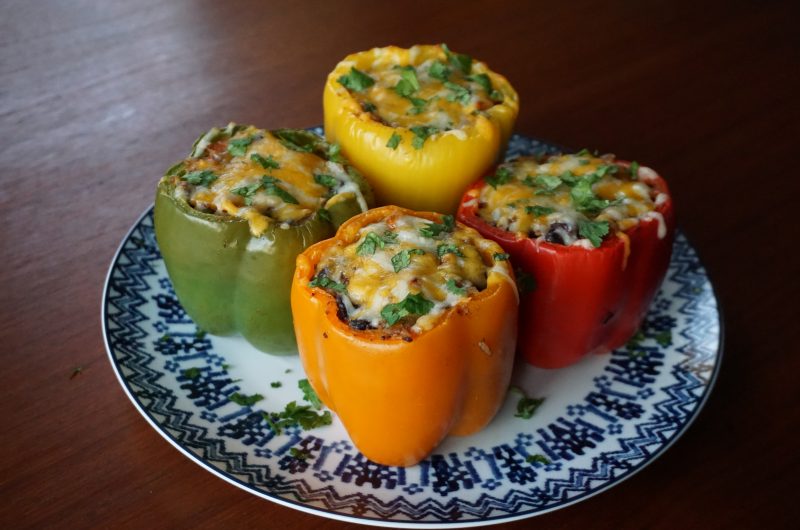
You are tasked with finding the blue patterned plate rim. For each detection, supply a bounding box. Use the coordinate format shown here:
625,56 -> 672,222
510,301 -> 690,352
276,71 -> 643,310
102,132 -> 723,528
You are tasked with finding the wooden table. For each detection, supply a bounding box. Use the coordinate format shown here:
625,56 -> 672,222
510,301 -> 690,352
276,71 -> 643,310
2,1 -> 798,527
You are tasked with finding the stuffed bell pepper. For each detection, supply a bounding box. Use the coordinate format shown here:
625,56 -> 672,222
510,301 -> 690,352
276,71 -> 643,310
457,152 -> 675,368
155,123 -> 373,354
291,205 -> 518,466
323,44 -> 519,213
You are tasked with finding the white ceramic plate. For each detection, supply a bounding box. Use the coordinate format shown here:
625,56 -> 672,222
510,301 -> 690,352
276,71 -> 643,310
103,133 -> 722,528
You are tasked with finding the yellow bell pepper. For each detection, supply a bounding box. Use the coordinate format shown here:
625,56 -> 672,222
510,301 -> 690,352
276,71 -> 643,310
323,45 -> 519,214
290,205 -> 519,466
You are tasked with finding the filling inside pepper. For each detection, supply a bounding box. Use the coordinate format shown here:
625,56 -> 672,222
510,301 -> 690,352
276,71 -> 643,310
337,44 -> 505,148
475,152 -> 668,248
165,124 -> 366,236
310,213 -> 508,336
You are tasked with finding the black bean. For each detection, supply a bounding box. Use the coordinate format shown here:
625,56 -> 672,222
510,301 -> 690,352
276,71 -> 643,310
349,319 -> 373,330
545,222 -> 575,245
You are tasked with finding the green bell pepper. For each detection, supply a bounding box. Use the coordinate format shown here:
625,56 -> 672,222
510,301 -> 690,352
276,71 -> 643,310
154,125 -> 373,354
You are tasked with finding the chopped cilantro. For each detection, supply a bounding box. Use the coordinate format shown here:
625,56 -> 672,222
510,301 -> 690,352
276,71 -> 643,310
526,205 -> 555,217
442,43 -> 472,74
654,330 -> 672,347
493,252 -> 510,261
559,171 -> 580,187
227,136 -> 255,157
381,293 -> 435,326
437,243 -> 463,259
273,130 -> 314,153
428,60 -> 451,81
533,174 -> 562,191
183,367 -> 201,379
627,330 -> 646,348
419,214 -> 455,237
222,363 -> 232,371
270,381 -> 282,388
326,143 -> 344,163
576,148 -> 591,156
467,73 -> 503,101
405,96 -> 428,115
314,173 -> 339,189
577,219 -> 610,248
630,161 -> 640,180
394,65 -> 420,97
391,248 -> 425,272
261,175 -> 299,204
308,273 -> 346,292
410,126 -> 438,149
486,167 -> 513,188
229,392 -> 264,407
182,170 -> 217,187
231,182 -> 261,205
159,333 -> 170,342
194,329 -> 207,339
165,161 -> 186,177
356,231 -> 397,256
444,81 -> 471,105
337,67 -> 375,92
514,391 -> 545,419
289,447 -> 309,460
526,454 -> 551,465
251,153 -> 280,170
298,379 -> 323,409
446,279 -> 467,296
570,175 -> 617,213
261,401 -> 332,435
386,132 -> 402,150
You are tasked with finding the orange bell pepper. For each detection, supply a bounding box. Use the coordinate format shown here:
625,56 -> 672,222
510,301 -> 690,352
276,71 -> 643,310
291,205 -> 518,466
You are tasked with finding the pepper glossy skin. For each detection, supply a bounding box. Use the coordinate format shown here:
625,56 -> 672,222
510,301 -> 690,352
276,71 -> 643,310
457,164 -> 675,368
323,45 -> 519,214
154,128 -> 372,354
291,206 -> 518,466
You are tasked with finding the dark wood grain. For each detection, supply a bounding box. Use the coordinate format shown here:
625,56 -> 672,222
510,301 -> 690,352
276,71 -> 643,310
1,0 -> 798,528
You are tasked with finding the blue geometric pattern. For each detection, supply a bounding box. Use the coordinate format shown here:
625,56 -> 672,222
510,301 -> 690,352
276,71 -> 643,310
103,133 -> 722,527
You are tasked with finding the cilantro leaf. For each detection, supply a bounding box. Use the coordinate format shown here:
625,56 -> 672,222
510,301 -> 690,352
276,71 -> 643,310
654,330 -> 672,347
270,381 -> 282,388
559,171 -> 580,187
514,393 -> 545,419
570,175 -> 617,213
446,279 -> 467,296
526,454 -> 551,465
486,167 -> 513,188
394,65 -> 420,97
406,96 -> 428,115
493,252 -> 510,261
576,148 -> 591,157
298,379 -> 323,409
381,293 -> 435,326
525,205 -> 555,216
444,81 -> 471,105
437,243 -> 463,259
261,401 -> 332,435
337,67 -> 375,92
183,367 -> 201,379
428,60 -> 451,81
391,248 -> 425,272
577,219 -> 610,247
326,143 -> 344,163
442,43 -> 472,74
533,174 -> 562,191
231,182 -> 261,205
227,136 -> 255,157
467,73 -> 504,101
419,214 -> 455,237
183,170 -> 217,187
229,392 -> 264,407
314,173 -> 339,189
356,231 -> 397,256
261,175 -> 299,204
386,132 -> 402,150
272,130 -> 314,153
251,153 -> 280,170
308,273 -> 345,292
166,161 -> 186,177
630,161 -> 640,180
410,126 -> 438,149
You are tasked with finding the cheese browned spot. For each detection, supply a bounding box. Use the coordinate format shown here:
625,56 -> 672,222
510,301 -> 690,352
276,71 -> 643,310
312,214 -> 502,333
344,45 -> 503,135
166,125 -> 364,236
477,153 -> 667,247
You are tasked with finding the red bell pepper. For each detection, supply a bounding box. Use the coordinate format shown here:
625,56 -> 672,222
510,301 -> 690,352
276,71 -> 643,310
457,161 -> 675,368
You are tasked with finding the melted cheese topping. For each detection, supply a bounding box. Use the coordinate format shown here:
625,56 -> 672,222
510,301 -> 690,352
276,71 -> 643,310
314,214 -> 499,334
477,154 -> 666,246
167,125 -> 362,236
345,47 -> 502,132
